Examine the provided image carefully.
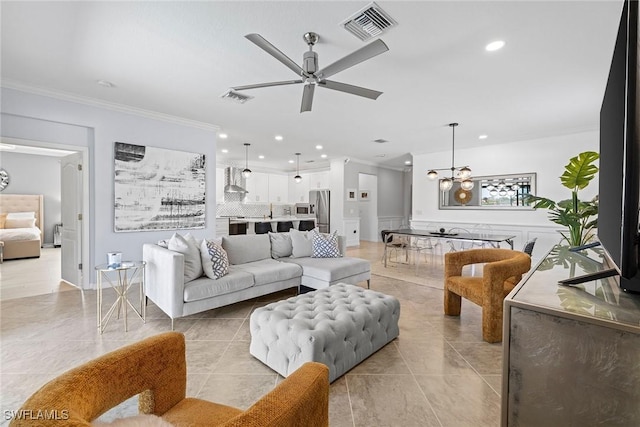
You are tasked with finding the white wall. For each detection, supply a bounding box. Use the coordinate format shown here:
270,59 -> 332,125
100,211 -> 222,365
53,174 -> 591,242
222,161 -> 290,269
0,151 -> 62,244
412,130 -> 599,259
1,87 -> 217,288
358,173 -> 377,241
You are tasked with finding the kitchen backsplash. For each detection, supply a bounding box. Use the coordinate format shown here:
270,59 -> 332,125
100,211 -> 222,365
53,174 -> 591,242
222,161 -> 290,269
216,202 -> 294,218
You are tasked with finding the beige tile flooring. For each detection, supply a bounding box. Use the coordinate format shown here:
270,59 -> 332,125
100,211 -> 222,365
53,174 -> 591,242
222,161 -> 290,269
0,242 -> 502,427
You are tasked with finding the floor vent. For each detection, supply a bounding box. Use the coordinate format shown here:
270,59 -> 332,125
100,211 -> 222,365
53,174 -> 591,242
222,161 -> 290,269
342,2 -> 397,42
221,89 -> 253,104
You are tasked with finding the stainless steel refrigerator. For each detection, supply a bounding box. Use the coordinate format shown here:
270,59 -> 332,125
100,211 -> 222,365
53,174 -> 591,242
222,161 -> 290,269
309,190 -> 330,233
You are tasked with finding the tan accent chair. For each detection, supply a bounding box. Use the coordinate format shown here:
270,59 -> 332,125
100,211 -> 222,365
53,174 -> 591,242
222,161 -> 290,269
10,332 -> 329,427
444,248 -> 531,343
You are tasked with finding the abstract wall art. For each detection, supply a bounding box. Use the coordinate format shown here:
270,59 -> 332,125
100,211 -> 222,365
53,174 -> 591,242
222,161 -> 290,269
114,142 -> 206,232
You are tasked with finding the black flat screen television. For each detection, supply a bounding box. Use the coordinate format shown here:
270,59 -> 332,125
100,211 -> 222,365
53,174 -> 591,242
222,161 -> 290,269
598,0 -> 640,293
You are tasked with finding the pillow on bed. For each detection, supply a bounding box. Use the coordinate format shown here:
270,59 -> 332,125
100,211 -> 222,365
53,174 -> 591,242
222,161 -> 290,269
5,217 -> 36,229
6,211 -> 35,219
0,213 -> 6,229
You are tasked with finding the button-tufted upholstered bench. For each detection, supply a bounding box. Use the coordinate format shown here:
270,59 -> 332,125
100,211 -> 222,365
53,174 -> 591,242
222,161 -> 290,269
249,283 -> 400,383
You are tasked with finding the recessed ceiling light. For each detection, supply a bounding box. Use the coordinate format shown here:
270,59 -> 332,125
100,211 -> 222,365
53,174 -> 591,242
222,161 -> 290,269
96,79 -> 115,88
404,160 -> 412,165
221,149 -> 229,153
479,135 -> 488,140
219,133 -> 228,139
315,145 -> 323,150
288,159 -> 295,164
321,154 -> 327,158
258,155 -> 265,159
485,40 -> 505,51
275,135 -> 283,141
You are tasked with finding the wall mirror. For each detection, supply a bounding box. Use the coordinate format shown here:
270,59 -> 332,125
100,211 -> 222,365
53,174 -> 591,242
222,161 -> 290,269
439,173 -> 536,210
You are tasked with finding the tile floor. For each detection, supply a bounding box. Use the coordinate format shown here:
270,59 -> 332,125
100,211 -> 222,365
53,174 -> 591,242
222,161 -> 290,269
0,242 -> 502,426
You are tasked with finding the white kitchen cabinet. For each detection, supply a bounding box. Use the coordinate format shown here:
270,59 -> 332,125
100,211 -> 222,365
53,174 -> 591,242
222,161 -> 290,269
308,171 -> 330,190
290,174 -> 310,203
343,218 -> 360,247
245,172 -> 269,203
215,217 -> 229,237
216,168 -> 225,203
268,174 -> 289,203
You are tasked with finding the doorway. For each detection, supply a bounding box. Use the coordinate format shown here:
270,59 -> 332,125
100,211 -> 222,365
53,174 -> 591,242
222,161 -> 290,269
0,138 -> 89,295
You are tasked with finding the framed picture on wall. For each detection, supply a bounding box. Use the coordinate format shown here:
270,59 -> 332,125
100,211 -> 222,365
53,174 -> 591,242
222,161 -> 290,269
347,188 -> 357,201
113,142 -> 206,232
360,190 -> 370,201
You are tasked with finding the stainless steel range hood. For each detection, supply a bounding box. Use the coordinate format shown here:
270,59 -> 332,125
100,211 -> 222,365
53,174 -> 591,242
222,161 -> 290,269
224,167 -> 248,193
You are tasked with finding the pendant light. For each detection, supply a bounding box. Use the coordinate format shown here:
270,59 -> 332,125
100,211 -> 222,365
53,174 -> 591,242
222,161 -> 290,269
242,143 -> 252,179
427,123 -> 474,191
294,153 -> 302,183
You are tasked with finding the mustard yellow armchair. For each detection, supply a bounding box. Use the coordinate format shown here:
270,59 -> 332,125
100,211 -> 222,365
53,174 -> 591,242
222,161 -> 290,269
10,332 -> 329,427
444,248 -> 531,343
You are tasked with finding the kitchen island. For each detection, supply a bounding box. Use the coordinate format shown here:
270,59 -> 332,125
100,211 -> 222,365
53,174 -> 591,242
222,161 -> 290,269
217,216 -> 316,235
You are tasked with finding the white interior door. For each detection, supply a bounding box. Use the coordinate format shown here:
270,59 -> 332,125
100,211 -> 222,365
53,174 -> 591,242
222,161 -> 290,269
60,152 -> 83,286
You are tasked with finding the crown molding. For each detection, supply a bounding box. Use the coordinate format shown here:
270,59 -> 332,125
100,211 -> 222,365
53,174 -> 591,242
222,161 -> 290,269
1,80 -> 220,132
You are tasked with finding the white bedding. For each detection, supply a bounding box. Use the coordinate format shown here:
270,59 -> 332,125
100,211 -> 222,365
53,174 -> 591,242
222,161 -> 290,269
0,227 -> 41,241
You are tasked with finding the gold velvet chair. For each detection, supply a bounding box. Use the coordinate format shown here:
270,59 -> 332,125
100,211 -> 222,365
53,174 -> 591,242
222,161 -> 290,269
10,332 -> 329,427
444,248 -> 531,343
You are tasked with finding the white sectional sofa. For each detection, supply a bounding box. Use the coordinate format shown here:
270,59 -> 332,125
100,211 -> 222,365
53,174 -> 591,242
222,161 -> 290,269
143,232 -> 371,328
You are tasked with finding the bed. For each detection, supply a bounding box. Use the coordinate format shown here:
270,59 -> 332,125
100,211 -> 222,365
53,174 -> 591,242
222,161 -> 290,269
0,194 -> 43,260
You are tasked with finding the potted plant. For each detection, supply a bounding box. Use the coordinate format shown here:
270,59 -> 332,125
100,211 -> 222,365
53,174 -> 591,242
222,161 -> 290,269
526,151 -> 599,247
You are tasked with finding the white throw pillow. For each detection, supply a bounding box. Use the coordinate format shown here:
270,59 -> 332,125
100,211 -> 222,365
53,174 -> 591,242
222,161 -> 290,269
167,233 -> 203,282
5,217 -> 36,229
200,239 -> 229,279
289,228 -> 317,258
312,230 -> 342,258
6,211 -> 35,219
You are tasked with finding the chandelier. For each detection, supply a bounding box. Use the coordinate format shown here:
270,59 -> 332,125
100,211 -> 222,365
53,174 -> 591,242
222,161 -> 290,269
426,123 -> 474,191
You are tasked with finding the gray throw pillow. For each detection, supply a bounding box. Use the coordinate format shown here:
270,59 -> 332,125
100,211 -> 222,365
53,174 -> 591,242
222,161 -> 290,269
289,228 -> 316,258
269,232 -> 293,259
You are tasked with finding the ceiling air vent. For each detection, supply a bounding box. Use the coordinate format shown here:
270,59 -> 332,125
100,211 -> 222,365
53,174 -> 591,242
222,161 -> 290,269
342,2 -> 397,42
221,89 -> 253,104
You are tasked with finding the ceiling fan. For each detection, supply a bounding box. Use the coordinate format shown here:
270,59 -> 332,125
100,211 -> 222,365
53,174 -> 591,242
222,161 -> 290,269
231,32 -> 389,113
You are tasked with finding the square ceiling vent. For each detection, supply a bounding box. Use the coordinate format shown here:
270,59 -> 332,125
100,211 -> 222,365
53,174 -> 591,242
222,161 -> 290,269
341,2 -> 397,42
221,89 -> 253,104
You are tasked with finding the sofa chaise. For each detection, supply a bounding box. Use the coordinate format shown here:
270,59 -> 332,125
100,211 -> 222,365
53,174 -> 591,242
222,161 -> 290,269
143,232 -> 371,328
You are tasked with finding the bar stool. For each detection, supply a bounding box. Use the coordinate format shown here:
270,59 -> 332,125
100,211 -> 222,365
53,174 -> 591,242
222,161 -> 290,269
254,222 -> 272,234
298,220 -> 315,231
277,221 -> 294,232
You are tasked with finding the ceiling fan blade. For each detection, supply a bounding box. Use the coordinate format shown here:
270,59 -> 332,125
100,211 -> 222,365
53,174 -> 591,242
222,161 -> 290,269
315,39 -> 389,80
245,33 -> 307,77
232,80 -> 303,91
300,84 -> 315,113
320,80 -> 383,100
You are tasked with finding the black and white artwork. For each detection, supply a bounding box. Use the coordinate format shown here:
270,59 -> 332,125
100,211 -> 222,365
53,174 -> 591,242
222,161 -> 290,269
114,142 -> 206,232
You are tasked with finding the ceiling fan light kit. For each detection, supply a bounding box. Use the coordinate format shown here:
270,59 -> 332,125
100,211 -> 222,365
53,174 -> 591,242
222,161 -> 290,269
230,31 -> 389,113
427,123 -> 474,192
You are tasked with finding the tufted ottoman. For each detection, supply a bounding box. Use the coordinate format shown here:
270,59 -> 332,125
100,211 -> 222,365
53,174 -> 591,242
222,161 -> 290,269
249,283 -> 400,382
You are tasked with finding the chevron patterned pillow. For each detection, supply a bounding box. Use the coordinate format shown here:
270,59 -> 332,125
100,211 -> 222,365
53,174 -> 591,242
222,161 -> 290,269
201,239 -> 229,279
311,230 -> 342,258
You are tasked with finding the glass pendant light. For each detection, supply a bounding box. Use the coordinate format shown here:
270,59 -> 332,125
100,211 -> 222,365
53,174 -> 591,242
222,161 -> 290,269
242,143 -> 252,178
294,153 -> 302,183
440,178 -> 453,191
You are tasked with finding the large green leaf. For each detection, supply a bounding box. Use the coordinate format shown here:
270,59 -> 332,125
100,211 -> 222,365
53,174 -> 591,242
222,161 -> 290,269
560,151 -> 599,190
525,195 -> 557,209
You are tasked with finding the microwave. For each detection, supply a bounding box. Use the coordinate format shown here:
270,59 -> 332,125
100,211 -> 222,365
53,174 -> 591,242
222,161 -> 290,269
295,203 -> 311,215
